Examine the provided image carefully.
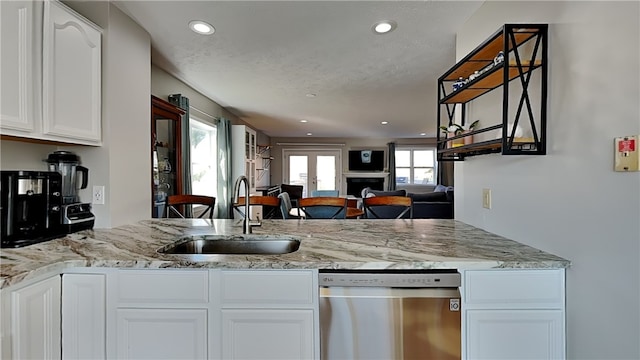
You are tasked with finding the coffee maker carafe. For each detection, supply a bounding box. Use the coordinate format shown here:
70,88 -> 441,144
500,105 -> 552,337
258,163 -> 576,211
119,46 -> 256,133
45,151 -> 94,233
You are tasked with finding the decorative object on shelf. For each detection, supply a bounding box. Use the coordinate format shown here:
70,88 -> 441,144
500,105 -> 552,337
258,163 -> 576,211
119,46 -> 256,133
440,124 -> 464,148
462,120 -> 480,145
494,51 -> 505,65
160,157 -> 172,173
452,77 -> 465,91
469,71 -> 480,82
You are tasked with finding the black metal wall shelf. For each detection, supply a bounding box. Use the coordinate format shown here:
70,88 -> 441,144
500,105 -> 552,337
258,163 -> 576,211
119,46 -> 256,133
437,24 -> 548,161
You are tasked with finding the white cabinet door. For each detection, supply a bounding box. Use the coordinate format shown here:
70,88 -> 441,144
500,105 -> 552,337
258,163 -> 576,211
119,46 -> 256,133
462,269 -> 566,360
0,0 -> 40,134
466,309 -> 564,360
116,308 -> 207,360
43,0 -> 101,144
221,309 -> 314,360
11,275 -> 62,360
62,274 -> 106,360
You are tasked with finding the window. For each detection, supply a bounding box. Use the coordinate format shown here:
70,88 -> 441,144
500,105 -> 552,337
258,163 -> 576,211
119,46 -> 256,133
395,148 -> 436,185
190,118 -> 217,197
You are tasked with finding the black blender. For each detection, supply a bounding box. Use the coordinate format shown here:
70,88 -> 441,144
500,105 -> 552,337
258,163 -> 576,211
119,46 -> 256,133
45,151 -> 95,233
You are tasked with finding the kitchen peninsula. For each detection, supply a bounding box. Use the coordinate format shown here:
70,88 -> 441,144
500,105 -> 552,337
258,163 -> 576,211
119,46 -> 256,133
1,219 -> 570,359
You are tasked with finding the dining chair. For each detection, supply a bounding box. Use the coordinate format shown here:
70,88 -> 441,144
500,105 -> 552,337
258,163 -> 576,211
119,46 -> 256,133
363,196 -> 413,219
280,184 -> 304,207
233,195 -> 281,219
278,192 -> 302,219
165,194 -> 216,219
299,197 -> 348,219
310,190 -> 339,197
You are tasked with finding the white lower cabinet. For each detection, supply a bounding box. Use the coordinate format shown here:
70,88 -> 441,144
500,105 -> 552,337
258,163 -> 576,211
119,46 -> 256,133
2,267 -> 566,359
462,269 -> 566,360
214,269 -> 319,360
221,309 -> 315,359
62,273 -> 106,360
5,275 -> 62,360
466,309 -> 564,359
116,308 -> 207,360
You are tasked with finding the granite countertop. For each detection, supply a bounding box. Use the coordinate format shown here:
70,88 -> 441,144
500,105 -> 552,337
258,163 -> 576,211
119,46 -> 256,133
0,219 -> 570,289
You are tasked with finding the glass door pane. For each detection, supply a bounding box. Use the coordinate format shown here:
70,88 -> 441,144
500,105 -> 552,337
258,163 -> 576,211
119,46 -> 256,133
316,155 -> 336,191
153,117 -> 178,217
288,155 -> 308,197
284,150 -> 341,197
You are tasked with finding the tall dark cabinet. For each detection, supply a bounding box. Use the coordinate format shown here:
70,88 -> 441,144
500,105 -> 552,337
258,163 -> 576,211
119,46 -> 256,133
151,95 -> 185,218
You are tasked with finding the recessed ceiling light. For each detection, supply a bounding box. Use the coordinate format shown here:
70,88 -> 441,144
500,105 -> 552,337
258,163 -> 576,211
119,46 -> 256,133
420,133 -> 427,136
189,20 -> 215,35
381,121 -> 389,125
306,132 -> 313,136
372,20 -> 397,34
305,93 -> 317,98
300,119 -> 308,123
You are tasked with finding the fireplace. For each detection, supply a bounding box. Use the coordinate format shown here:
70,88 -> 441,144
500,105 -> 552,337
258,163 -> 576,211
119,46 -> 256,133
346,177 -> 385,197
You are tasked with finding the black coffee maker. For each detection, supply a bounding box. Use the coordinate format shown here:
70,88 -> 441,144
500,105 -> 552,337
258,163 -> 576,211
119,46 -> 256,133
45,151 -> 95,234
0,171 -> 65,247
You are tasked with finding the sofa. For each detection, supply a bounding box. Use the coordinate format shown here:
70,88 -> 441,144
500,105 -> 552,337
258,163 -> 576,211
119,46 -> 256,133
361,185 -> 453,219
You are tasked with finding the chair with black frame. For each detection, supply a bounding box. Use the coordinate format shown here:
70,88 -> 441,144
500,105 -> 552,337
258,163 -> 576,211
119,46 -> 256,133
298,197 -> 348,219
363,196 -> 413,219
280,184 -> 304,207
165,194 -> 216,219
232,196 -> 281,220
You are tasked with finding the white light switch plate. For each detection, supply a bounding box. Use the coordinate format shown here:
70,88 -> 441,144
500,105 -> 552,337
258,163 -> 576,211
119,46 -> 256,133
482,188 -> 491,209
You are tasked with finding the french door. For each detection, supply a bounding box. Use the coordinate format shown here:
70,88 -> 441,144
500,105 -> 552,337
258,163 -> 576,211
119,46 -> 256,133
283,149 -> 341,197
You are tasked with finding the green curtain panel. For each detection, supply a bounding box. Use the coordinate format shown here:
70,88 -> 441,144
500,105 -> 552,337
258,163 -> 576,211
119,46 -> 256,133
216,117 -> 233,218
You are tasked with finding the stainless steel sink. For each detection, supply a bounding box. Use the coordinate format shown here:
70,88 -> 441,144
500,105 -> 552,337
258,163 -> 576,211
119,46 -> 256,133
158,234 -> 301,255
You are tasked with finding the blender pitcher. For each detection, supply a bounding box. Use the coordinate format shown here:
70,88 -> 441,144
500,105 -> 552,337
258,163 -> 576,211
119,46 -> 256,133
45,151 -> 89,204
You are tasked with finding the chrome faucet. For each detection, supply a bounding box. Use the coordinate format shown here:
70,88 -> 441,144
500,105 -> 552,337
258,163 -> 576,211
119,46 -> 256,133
233,175 -> 261,234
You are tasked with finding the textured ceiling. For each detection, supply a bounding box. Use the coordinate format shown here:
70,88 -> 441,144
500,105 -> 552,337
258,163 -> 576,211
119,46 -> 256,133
114,1 -> 484,138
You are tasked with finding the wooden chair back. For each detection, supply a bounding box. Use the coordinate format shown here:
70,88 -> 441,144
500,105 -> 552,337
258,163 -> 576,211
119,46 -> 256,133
166,194 -> 216,219
299,197 -> 347,219
363,196 -> 413,219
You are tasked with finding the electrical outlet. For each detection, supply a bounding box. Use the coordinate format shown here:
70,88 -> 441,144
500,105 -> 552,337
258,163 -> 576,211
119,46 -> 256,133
482,188 -> 491,209
92,185 -> 105,205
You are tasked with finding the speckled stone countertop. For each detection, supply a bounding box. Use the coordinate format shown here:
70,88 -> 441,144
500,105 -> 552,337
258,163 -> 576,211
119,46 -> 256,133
0,219 -> 570,289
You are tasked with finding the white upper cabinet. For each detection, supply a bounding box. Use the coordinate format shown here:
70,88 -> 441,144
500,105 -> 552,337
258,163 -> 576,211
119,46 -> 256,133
0,0 -> 40,133
42,0 -> 101,144
0,0 -> 102,146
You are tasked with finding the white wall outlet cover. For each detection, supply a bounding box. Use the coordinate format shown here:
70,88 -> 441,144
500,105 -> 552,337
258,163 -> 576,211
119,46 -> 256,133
92,185 -> 105,205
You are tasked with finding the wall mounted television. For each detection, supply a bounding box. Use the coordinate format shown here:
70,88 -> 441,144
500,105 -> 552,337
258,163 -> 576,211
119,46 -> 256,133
348,150 -> 385,171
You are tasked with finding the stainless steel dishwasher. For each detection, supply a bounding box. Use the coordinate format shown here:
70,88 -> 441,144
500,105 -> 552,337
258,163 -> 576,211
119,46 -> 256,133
319,269 -> 461,360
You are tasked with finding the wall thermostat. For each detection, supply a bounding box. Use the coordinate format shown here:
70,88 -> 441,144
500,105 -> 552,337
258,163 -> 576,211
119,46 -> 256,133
614,135 -> 639,172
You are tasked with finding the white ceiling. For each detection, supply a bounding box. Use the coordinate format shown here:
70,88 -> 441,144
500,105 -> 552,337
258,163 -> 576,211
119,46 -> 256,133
114,1 -> 484,138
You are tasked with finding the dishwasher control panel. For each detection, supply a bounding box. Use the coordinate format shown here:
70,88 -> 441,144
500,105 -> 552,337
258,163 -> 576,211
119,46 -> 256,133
319,271 -> 460,288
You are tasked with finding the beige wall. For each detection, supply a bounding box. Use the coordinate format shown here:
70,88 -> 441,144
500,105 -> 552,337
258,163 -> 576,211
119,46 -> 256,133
456,2 -> 640,359
151,65 -> 242,126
